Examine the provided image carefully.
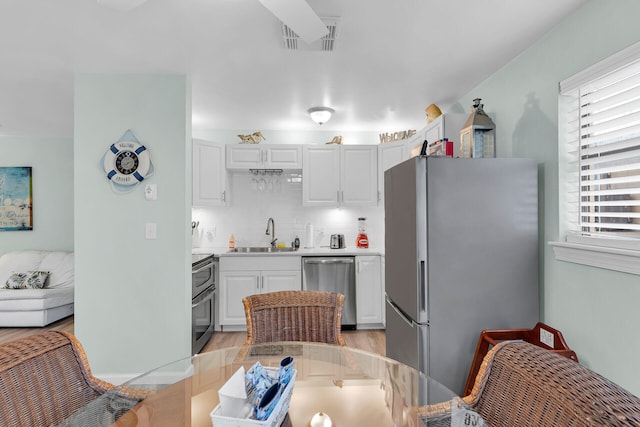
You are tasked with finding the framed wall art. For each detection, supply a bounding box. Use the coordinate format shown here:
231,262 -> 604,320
0,166 -> 33,231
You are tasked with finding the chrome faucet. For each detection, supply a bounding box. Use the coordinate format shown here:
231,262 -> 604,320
265,217 -> 277,248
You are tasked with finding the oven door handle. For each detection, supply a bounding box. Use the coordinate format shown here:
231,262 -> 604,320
192,287 -> 214,307
192,262 -> 213,275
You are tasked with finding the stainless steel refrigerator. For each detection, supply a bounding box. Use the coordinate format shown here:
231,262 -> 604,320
384,156 -> 539,395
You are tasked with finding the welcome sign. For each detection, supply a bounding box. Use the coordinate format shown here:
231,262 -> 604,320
0,167 -> 33,231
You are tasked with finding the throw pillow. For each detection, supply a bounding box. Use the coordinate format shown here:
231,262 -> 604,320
4,271 -> 51,289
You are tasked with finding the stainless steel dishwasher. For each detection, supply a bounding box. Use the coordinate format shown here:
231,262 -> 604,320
302,256 -> 356,329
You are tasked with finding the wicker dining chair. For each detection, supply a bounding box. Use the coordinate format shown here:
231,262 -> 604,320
0,330 -> 146,427
242,290 -> 346,346
417,341 -> 640,427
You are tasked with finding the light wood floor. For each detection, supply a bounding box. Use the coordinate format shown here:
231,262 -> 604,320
0,316 -> 74,343
0,316 -> 386,356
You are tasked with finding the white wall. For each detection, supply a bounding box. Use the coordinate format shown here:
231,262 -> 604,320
74,74 -> 192,379
453,0 -> 640,395
0,137 -> 73,254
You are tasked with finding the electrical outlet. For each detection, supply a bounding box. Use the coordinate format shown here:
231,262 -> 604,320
144,184 -> 157,200
540,328 -> 554,348
205,227 -> 216,241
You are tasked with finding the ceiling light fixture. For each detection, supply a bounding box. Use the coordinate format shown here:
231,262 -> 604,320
308,107 -> 334,125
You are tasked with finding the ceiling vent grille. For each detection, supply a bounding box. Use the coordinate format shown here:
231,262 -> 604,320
282,17 -> 339,51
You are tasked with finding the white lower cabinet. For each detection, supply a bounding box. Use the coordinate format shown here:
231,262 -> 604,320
219,254 -> 383,331
355,255 -> 384,329
219,256 -> 301,329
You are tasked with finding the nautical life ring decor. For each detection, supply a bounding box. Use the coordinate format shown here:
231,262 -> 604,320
102,129 -> 154,193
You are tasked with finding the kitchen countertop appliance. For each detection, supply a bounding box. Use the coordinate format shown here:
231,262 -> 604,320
330,234 -> 345,249
302,256 -> 356,329
384,156 -> 539,395
192,253 -> 217,354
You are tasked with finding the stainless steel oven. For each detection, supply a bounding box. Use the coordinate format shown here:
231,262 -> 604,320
192,254 -> 217,354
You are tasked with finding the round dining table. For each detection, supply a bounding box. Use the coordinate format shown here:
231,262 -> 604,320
58,342 -> 480,427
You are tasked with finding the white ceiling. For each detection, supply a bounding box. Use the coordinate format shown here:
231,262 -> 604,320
0,0 -> 588,137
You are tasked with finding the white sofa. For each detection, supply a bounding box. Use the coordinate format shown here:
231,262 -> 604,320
0,250 -> 74,327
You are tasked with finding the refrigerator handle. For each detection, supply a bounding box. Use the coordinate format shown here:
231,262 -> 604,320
386,294 -> 414,327
419,260 -> 426,313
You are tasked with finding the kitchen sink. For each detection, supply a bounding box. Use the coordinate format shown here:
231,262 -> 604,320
228,247 -> 299,253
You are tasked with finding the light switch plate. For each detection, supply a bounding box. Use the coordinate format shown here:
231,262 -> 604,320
145,223 -> 157,239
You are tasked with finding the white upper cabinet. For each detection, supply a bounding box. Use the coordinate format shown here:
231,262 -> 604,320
414,113 -> 467,158
193,139 -> 226,206
303,145 -> 378,207
226,144 -> 302,169
341,145 -> 378,206
302,145 -> 341,206
378,140 -> 410,201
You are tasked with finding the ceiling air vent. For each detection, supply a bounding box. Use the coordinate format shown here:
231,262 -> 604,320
282,17 -> 339,51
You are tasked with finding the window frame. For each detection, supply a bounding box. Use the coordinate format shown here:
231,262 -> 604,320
551,41 -> 640,276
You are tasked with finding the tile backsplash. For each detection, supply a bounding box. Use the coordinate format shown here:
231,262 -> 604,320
192,170 -> 384,250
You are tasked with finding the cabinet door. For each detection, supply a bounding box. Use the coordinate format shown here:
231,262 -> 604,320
226,145 -> 262,169
424,113 -> 467,157
266,145 -> 302,169
219,271 -> 259,326
425,115 -> 444,145
262,270 -> 301,293
193,140 -> 226,206
341,146 -> 378,206
302,145 -> 340,206
378,141 -> 408,201
355,256 -> 383,327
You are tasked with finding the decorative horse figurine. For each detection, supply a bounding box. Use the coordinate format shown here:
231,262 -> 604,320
326,135 -> 343,145
237,131 -> 266,144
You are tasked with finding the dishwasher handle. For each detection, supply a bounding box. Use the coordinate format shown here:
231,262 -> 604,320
303,258 -> 355,265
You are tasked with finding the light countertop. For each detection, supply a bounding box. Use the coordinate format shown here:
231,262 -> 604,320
192,246 -> 384,257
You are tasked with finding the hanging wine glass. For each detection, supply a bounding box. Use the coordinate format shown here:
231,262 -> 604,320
274,171 -> 282,193
257,170 -> 266,192
267,171 -> 274,192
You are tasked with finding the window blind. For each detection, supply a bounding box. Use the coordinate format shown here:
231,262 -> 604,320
563,58 -> 640,238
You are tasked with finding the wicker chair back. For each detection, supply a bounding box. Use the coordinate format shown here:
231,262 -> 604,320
418,341 -> 640,426
243,290 -> 346,346
0,331 -> 138,426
